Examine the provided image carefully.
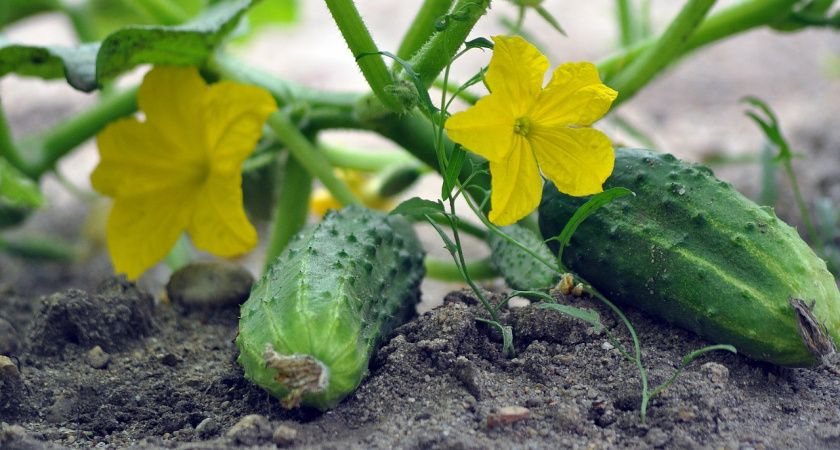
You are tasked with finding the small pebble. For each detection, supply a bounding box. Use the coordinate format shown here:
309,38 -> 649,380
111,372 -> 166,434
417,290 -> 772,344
167,261 -> 254,309
678,408 -> 696,421
0,355 -> 20,380
86,346 -> 111,369
159,353 -> 179,367
486,406 -> 531,426
226,414 -> 272,445
701,362 -> 729,384
272,425 -> 297,447
196,418 -> 218,437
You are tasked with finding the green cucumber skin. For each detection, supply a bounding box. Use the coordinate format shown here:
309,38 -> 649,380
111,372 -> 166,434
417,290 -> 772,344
487,224 -> 560,291
236,205 -> 425,410
539,148 -> 840,367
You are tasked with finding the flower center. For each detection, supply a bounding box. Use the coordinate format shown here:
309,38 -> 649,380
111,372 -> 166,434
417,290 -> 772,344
514,117 -> 533,137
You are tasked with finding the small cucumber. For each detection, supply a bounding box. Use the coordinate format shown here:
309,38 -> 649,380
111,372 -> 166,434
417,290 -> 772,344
236,205 -> 425,410
487,224 -> 560,291
539,148 -> 840,367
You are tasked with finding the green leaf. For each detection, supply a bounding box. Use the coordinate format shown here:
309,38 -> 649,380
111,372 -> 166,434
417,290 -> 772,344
538,303 -> 603,332
247,0 -> 298,29
0,0 -> 58,28
545,187 -> 634,264
0,157 -> 45,208
389,197 -> 445,219
442,144 -> 466,200
0,0 -> 258,91
0,156 -> 45,228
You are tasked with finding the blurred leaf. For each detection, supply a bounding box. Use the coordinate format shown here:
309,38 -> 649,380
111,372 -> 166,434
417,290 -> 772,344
0,0 -> 257,91
0,0 -> 58,27
86,0 -> 206,36
0,156 -> 45,228
247,0 -> 298,28
0,157 -> 44,208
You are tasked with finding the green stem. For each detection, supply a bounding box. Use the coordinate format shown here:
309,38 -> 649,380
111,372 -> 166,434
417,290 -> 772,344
16,86 -> 139,179
324,0 -> 404,112
320,144 -> 420,172
361,108 -> 491,205
0,99 -> 19,167
424,255 -> 497,282
606,0 -> 717,107
396,0 -> 455,60
264,154 -> 312,268
60,3 -> 99,43
783,160 -> 822,246
616,0 -> 638,47
210,53 -> 362,111
266,113 -> 362,208
424,212 -> 487,240
598,0 -> 799,93
0,234 -> 78,262
407,0 -> 490,87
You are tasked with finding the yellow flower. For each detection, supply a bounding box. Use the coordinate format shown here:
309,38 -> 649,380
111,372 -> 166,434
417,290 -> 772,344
445,35 -> 618,226
309,170 -> 392,217
91,66 -> 277,279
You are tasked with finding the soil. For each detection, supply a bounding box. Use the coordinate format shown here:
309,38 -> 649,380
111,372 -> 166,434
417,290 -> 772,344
2,276 -> 840,449
3,1 -> 840,449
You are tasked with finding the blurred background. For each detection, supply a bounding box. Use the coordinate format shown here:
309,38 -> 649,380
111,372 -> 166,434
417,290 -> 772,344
1,0 -> 839,306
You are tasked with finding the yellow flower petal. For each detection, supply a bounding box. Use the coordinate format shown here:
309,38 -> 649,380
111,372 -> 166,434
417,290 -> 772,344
203,80 -> 278,170
487,135 -> 543,226
530,127 -> 614,196
92,65 -> 277,279
445,93 -> 515,162
137,66 -> 206,152
106,189 -> 198,279
92,116 -> 206,198
532,62 -> 618,127
188,173 -> 257,256
486,36 -> 549,116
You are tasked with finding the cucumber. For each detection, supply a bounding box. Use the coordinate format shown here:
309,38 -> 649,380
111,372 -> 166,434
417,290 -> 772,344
236,205 -> 425,410
487,224 -> 560,291
539,148 -> 840,367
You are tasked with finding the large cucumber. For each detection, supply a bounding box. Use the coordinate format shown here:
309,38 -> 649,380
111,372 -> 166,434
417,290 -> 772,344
236,205 -> 425,410
539,148 -> 840,367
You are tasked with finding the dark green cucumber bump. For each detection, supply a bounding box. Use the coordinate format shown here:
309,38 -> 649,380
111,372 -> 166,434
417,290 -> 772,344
539,148 -> 840,367
236,205 -> 425,410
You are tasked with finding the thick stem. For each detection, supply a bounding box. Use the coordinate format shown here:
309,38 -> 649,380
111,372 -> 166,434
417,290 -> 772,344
324,0 -> 404,112
16,86 -> 138,178
606,0 -> 717,107
210,53 -> 361,110
396,0 -> 455,61
598,0 -> 800,90
359,106 -> 490,206
263,154 -> 312,268
0,99 -> 19,168
407,0 -> 490,87
266,113 -> 362,209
